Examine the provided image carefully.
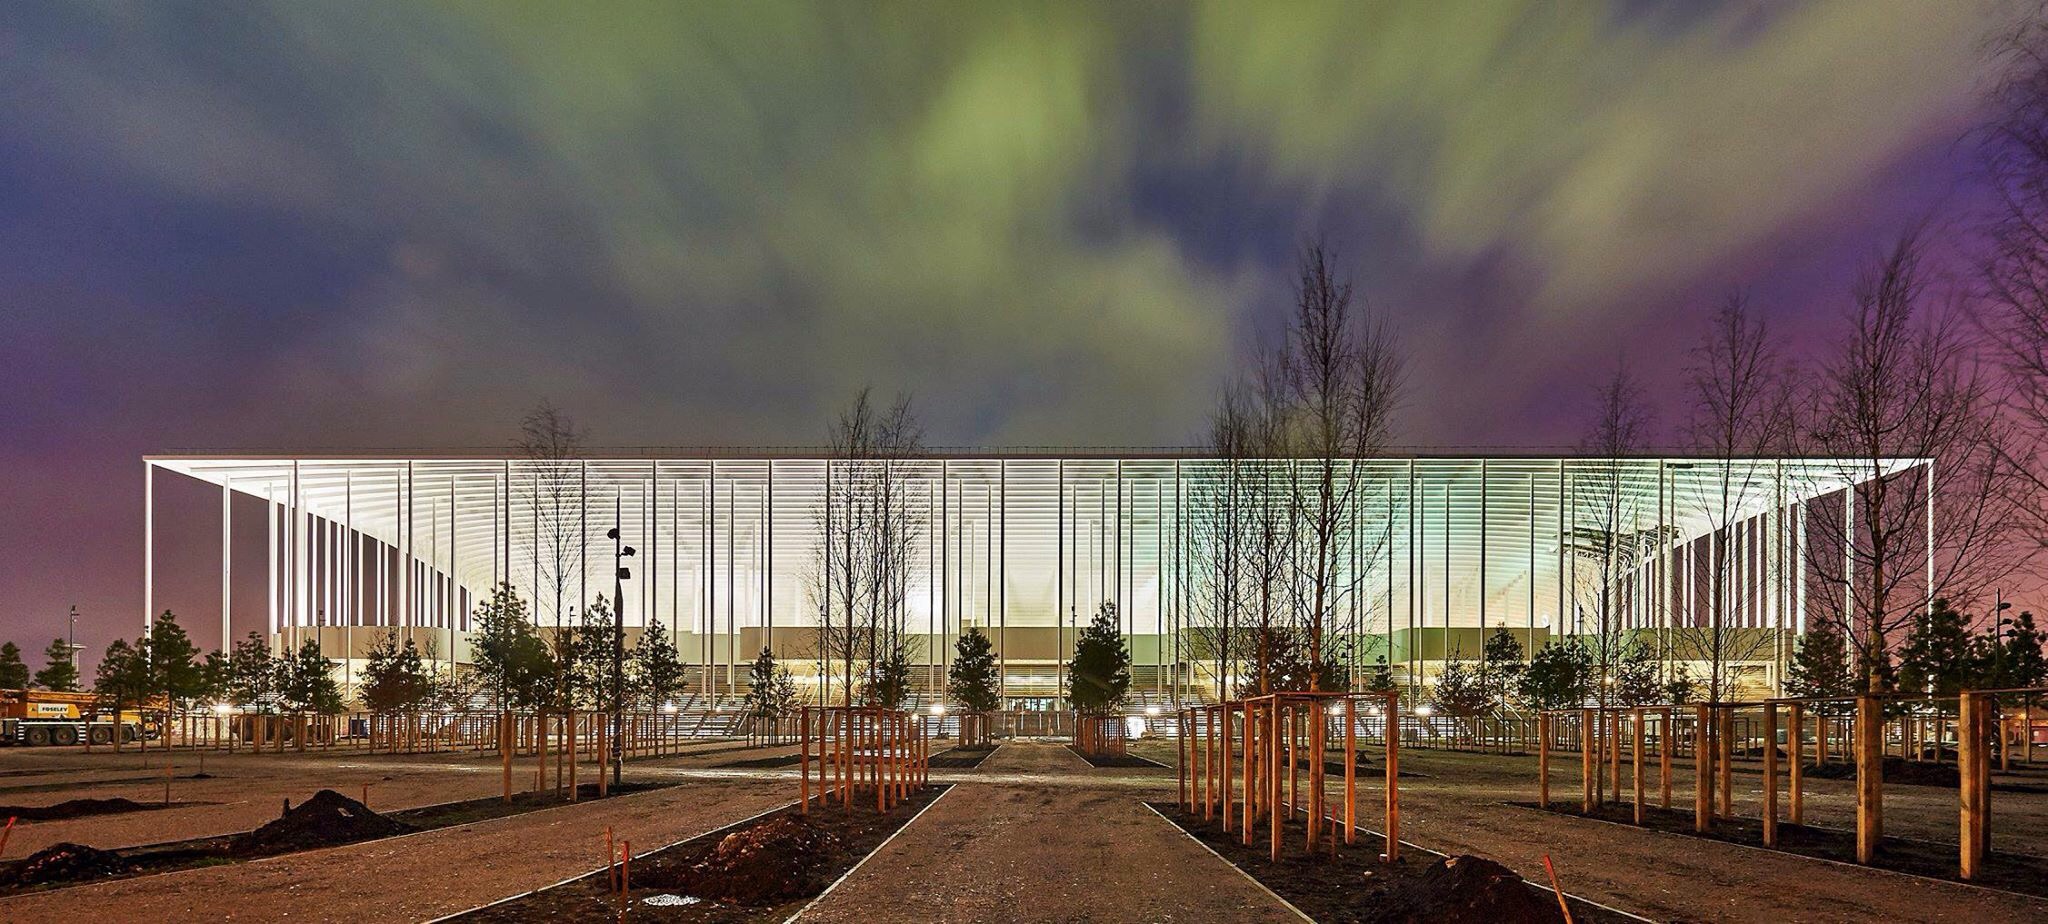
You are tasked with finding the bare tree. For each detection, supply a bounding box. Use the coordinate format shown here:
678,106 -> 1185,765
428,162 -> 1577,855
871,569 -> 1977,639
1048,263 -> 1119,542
1673,295 -> 1797,703
861,395 -> 926,707
1245,369 -> 1294,694
1981,13 -> 2048,553
1188,385 -> 1259,701
1190,243 -> 1405,697
1804,232 -> 2026,692
1572,362 -> 1655,708
1269,243 -> 1406,690
813,388 -> 926,709
516,401 -> 586,631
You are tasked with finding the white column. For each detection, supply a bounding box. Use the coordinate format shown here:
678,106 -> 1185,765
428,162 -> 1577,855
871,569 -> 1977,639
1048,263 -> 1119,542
144,461 -> 154,629
346,471 -> 355,630
1155,478 -> 1166,690
998,461 -> 1008,702
1479,459 -> 1489,641
1408,459 -> 1418,685
328,513 -> 338,626
1173,458 -> 1183,701
1528,473 -> 1537,643
1735,515 -> 1747,630
947,459 -> 955,681
403,461 -> 414,630
447,475 -> 456,641
221,476 -> 232,649
1654,471 -> 1665,637
1556,461 -> 1566,634
1684,532 -> 1694,631
377,517 -> 387,627
1843,487 -> 1855,631
430,495 -> 440,630
579,462 -> 589,625
733,467 -> 741,692
289,460 -> 301,648
267,486 -> 278,638
1925,459 -> 1935,612
675,473 -> 684,639
1710,530 -> 1721,638
1796,500 -> 1807,633
702,469 -> 712,697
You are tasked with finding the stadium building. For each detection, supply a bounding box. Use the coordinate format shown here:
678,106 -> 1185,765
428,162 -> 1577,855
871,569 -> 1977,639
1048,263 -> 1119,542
142,450 -> 1927,708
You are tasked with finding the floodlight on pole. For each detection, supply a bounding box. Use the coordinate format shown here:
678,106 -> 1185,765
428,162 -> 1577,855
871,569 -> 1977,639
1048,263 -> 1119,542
608,507 -> 635,787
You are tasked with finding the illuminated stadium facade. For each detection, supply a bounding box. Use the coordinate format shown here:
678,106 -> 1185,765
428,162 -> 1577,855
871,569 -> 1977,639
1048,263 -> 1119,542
143,450 -> 1927,707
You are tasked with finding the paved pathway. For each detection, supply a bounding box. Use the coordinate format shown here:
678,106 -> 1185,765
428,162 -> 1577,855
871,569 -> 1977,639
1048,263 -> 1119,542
796,742 -> 1301,924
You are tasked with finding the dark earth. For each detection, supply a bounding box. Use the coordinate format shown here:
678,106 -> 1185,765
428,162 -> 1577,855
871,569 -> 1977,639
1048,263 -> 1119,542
1066,744 -> 1168,768
0,797 -> 174,821
1156,802 -> 1636,924
926,744 -> 999,769
1519,799 -> 2048,901
458,785 -> 947,923
0,782 -> 679,897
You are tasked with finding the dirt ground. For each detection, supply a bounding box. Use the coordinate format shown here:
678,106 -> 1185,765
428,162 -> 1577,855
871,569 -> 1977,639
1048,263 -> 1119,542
0,736 -> 812,859
5,736 -> 2047,923
0,773 -> 789,924
0,746 -> 513,857
1138,740 -> 2048,924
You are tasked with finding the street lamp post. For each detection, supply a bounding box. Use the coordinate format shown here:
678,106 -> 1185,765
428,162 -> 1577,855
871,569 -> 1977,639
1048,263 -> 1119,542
607,500 -> 635,787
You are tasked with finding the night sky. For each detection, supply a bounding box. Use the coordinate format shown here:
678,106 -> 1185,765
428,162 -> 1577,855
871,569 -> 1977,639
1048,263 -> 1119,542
0,2 -> 2024,658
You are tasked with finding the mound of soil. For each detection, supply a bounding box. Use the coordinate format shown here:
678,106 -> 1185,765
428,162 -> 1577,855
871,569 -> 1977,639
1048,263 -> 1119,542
1376,854 -> 1561,923
231,789 -> 411,856
0,797 -> 160,821
1803,756 -> 1959,787
670,815 -> 843,906
7,842 -> 130,887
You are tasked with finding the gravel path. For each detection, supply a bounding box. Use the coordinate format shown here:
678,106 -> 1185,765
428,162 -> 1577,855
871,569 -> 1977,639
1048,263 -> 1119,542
795,741 -> 1301,924
0,777 -> 789,924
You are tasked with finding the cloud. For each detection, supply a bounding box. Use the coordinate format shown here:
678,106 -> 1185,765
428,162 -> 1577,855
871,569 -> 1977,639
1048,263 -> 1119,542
4,3 -> 1246,445
4,1 -> 2016,448
1189,0 -> 2014,319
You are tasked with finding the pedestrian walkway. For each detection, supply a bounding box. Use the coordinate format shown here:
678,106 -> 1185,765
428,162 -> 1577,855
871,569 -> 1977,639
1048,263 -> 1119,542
795,741 -> 1301,923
